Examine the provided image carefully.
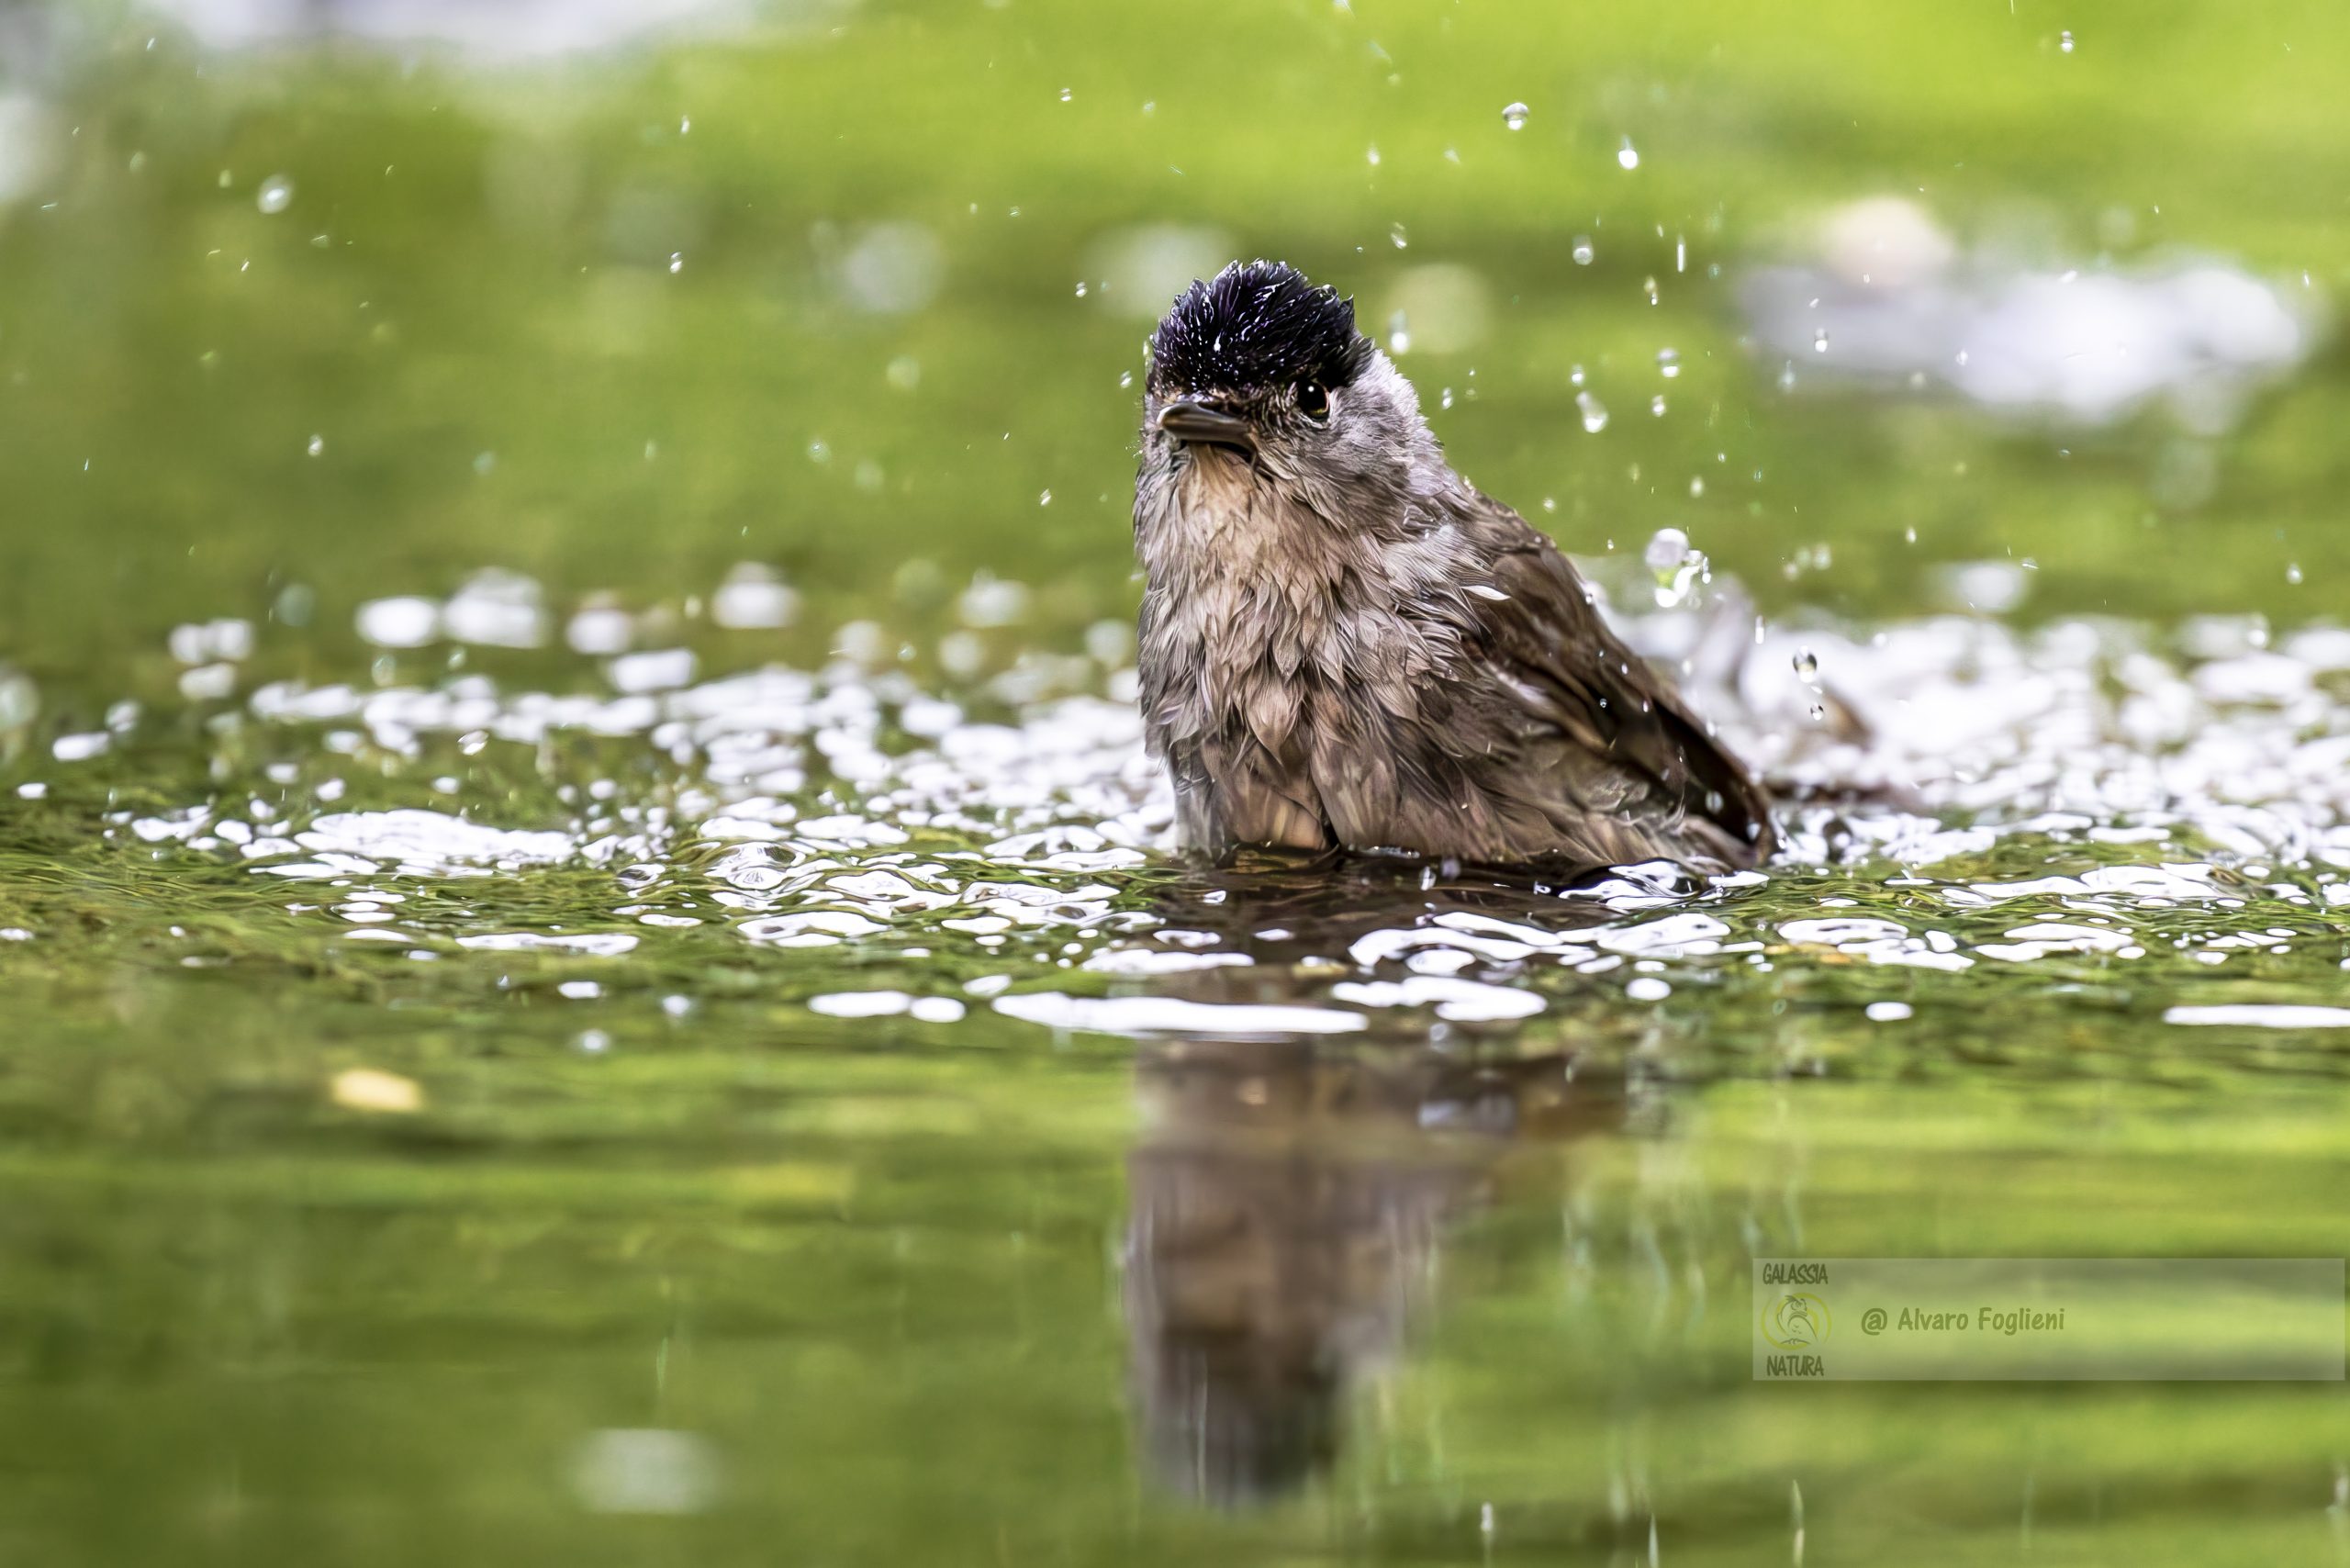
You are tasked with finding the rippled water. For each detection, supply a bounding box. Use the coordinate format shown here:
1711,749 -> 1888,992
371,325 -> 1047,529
22,578 -> 2350,1056
8,3 -> 2350,1562
11,569 -> 2350,1546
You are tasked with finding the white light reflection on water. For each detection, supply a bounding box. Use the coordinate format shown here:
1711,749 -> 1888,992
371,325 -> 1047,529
57,562 -> 2350,1043
2165,1005 -> 2350,1029
993,994 -> 1366,1037
569,1428 -> 720,1516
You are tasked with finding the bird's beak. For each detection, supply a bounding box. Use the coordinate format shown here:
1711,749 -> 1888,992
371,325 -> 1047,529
1156,399 -> 1255,452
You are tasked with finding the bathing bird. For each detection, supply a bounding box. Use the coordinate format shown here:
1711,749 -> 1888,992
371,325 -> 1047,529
1132,260 -> 1774,871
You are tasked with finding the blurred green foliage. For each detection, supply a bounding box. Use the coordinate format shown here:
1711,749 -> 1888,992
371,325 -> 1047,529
5,0 -> 2349,688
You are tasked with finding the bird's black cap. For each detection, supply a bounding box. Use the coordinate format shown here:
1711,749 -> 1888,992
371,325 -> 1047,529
1148,261 -> 1372,396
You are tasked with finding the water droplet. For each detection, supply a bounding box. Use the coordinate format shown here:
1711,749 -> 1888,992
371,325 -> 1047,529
1644,528 -> 1690,577
1688,476 -> 1705,498
1795,647 -> 1820,682
1650,395 -> 1667,416
307,434 -> 325,457
808,440 -> 832,465
1572,236 -> 1595,265
1116,369 -> 1133,389
668,252 -> 684,274
1643,276 -> 1660,305
1058,87 -> 1072,102
1657,347 -> 1680,378
1568,364 -> 1585,387
1390,222 -> 1408,249
2059,28 -> 2075,51
1073,281 -> 1087,297
1367,144 -> 1381,166
1778,360 -> 1797,391
1807,702 -> 1827,722
1617,138 -> 1639,171
1812,329 -> 1830,353
1038,489 -> 1053,506
1440,387 -> 1454,409
1388,309 -> 1411,354
2287,562 -> 2304,585
255,174 -> 295,215
1576,390 -> 1609,433
1501,102 -> 1529,130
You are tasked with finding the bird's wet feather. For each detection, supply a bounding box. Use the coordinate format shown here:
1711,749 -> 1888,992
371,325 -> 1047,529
1134,263 -> 1774,873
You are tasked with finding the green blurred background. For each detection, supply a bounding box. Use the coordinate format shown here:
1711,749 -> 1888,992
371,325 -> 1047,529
5,0 -> 2346,692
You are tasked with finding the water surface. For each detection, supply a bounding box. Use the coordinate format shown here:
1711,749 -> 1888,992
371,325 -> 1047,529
4,3 -> 2350,1562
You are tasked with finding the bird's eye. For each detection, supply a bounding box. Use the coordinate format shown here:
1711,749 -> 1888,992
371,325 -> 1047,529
1295,380 -> 1331,421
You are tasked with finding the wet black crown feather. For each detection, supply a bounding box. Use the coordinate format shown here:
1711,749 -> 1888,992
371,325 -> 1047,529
1148,261 -> 1372,396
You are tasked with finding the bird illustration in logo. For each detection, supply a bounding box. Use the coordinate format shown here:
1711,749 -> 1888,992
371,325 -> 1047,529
1765,1293 -> 1830,1348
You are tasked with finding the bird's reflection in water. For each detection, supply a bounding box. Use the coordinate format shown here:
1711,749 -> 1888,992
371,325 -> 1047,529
1140,846 -> 1673,968
1122,853 -> 1632,1506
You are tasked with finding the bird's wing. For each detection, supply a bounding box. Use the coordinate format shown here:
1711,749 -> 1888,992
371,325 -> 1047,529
1449,488 -> 1777,858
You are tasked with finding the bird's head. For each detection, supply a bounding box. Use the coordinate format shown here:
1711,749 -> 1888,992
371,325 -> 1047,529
1140,261 -> 1435,517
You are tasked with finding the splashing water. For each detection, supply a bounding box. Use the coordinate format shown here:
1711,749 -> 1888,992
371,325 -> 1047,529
17,561 -> 2350,1076
1644,528 -> 1709,609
